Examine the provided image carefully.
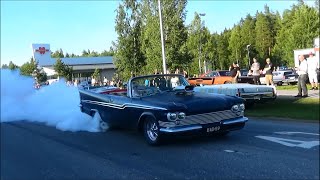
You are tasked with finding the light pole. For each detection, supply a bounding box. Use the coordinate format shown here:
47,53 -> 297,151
158,0 -> 167,74
199,13 -> 206,75
247,44 -> 251,69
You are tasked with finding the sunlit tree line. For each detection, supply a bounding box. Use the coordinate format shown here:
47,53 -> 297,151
113,0 -> 319,80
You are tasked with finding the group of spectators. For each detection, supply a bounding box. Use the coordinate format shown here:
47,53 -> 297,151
229,57 -> 275,85
229,52 -> 319,97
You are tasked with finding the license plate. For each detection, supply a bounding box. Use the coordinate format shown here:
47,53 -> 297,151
289,77 -> 295,79
207,126 -> 220,133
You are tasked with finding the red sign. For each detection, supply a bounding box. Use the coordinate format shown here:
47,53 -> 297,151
35,47 -> 49,54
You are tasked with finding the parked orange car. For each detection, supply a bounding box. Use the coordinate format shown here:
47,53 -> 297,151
188,70 -> 254,85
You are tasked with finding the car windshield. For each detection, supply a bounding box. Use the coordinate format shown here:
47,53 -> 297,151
130,75 -> 190,97
219,71 -> 230,76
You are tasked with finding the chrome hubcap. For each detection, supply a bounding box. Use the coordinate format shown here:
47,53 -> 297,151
147,122 -> 158,141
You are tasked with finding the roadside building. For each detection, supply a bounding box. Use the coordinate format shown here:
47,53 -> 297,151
293,37 -> 319,67
32,43 -> 116,82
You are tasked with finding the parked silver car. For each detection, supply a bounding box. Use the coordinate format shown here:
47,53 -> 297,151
260,70 -> 298,86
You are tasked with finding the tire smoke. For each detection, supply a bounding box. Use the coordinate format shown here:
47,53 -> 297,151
1,69 -> 100,132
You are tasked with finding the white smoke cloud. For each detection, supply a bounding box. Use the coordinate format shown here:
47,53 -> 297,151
1,69 -> 100,132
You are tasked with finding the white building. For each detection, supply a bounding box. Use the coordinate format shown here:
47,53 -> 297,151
32,44 -> 116,82
293,37 -> 319,67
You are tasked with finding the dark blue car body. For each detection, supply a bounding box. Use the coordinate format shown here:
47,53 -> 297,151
78,74 -> 248,145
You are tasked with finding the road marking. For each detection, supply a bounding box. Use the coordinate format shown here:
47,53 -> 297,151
255,136 -> 320,149
274,132 -> 319,136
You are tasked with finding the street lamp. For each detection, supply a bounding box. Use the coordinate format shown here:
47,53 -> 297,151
199,13 -> 206,75
247,44 -> 251,69
158,0 -> 167,74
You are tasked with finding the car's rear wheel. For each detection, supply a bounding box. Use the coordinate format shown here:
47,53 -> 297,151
143,117 -> 161,145
277,81 -> 283,86
224,81 -> 232,84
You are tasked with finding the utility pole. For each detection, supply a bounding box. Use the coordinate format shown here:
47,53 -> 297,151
199,13 -> 206,75
158,0 -> 167,74
247,44 -> 251,69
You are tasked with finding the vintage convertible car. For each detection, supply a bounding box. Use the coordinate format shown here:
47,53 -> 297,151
78,74 -> 248,145
193,84 -> 277,107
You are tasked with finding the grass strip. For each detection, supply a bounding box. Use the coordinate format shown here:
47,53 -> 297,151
276,84 -> 313,90
245,97 -> 319,121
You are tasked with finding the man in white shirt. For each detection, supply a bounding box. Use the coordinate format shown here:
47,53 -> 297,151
251,58 -> 261,85
307,52 -> 319,90
295,55 -> 308,97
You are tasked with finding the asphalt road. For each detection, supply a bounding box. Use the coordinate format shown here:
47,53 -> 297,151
1,118 -> 319,180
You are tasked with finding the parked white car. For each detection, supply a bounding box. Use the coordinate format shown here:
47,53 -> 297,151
260,70 -> 298,86
194,84 -> 277,107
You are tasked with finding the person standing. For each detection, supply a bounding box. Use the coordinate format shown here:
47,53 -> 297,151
103,76 -> 108,86
295,55 -> 308,97
230,62 -> 240,83
263,58 -> 274,86
251,58 -> 261,85
307,52 -> 319,90
91,77 -> 96,86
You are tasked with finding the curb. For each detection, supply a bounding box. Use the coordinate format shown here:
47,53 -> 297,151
247,116 -> 319,123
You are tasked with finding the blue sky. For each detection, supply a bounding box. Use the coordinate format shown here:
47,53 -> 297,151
1,0 -> 315,66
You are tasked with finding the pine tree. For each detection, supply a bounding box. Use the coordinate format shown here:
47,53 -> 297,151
114,0 -> 146,80
53,58 -> 66,78
20,57 -> 37,76
8,61 -> 18,70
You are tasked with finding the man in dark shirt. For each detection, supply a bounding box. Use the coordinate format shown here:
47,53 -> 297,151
263,58 -> 274,86
230,62 -> 240,83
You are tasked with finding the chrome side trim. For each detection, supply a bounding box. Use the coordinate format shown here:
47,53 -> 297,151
241,92 -> 274,95
81,99 -> 167,110
159,125 -> 202,133
222,117 -> 248,125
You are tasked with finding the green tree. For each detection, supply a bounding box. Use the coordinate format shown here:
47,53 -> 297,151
64,66 -> 73,81
114,0 -> 146,80
141,0 -> 189,73
53,58 -> 66,78
51,49 -> 64,58
8,61 -> 18,70
20,57 -> 37,76
240,14 -> 257,65
273,3 -> 319,67
216,29 -> 231,70
88,50 -> 99,57
92,68 -> 100,81
82,50 -> 89,56
186,12 -> 204,75
34,67 -> 48,83
255,11 -> 273,59
228,24 -> 242,66
291,3 -> 319,49
53,58 -> 74,81
1,64 -> 8,69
